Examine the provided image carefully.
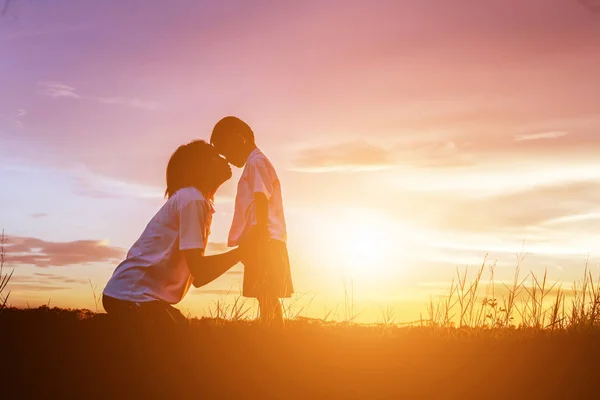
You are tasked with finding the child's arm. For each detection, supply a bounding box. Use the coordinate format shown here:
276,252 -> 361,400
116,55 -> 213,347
249,158 -> 273,241
185,248 -> 241,288
254,192 -> 269,238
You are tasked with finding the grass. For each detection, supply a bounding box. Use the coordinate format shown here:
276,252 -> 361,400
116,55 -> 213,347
0,230 -> 13,313
185,258 -> 600,333
206,293 -> 254,323
87,279 -> 102,314
76,257 -> 600,333
2,303 -> 599,399
3,238 -> 600,398
425,258 -> 600,331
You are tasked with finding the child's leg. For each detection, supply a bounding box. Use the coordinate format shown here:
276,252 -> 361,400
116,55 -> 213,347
258,296 -> 283,327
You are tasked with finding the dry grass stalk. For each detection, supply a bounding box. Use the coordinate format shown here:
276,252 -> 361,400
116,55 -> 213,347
0,230 -> 13,313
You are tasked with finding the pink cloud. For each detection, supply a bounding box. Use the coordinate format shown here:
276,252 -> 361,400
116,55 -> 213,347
38,81 -> 80,99
5,236 -> 125,268
293,141 -> 393,172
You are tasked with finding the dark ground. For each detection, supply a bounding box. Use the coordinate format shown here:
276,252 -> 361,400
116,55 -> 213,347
1,306 -> 598,399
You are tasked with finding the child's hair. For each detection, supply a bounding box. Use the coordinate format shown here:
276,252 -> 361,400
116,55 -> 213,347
165,140 -> 218,198
210,116 -> 255,145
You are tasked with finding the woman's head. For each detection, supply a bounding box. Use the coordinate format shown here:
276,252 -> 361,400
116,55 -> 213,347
165,140 -> 232,199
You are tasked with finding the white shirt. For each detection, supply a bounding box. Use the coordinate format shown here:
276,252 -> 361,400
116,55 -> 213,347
228,148 -> 287,247
103,187 -> 214,304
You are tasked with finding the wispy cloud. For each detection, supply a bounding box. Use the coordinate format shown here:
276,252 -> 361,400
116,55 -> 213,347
7,283 -> 71,292
514,131 -> 569,141
291,140 -> 473,173
192,289 -> 241,296
94,97 -> 159,110
543,212 -> 600,226
5,236 -> 125,268
1,0 -> 15,17
427,180 -> 600,234
8,273 -> 87,292
69,170 -> 164,200
37,81 -> 159,110
0,108 -> 27,130
5,25 -> 86,40
410,141 -> 473,168
30,213 -> 48,219
32,272 -> 87,284
291,141 -> 394,173
71,176 -> 123,199
578,0 -> 600,14
38,81 -> 80,99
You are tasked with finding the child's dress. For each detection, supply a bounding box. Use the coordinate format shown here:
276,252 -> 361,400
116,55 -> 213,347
243,239 -> 293,298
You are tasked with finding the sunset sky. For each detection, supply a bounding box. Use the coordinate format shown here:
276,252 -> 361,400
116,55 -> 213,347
1,0 -> 599,321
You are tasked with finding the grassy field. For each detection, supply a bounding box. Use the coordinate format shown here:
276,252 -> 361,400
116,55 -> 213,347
1,304 -> 598,399
2,235 -> 599,399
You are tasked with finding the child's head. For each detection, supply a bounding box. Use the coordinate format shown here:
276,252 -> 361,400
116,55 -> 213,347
165,140 -> 231,199
210,116 -> 256,168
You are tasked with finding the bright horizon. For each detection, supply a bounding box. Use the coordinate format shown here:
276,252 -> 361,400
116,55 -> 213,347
1,0 -> 600,322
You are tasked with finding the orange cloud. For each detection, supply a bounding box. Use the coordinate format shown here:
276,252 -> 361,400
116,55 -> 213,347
291,140 -> 473,172
8,273 -> 87,292
292,141 -> 392,172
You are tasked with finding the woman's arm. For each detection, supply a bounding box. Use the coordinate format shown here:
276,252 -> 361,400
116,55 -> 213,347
184,248 -> 241,288
178,198 -> 242,288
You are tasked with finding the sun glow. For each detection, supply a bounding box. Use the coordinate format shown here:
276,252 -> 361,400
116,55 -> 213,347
314,208 -> 406,277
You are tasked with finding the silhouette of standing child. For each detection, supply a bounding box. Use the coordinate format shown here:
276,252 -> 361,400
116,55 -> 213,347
211,116 -> 294,326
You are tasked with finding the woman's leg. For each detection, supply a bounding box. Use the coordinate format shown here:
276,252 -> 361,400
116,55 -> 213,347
103,294 -> 135,318
102,294 -> 144,336
140,302 -> 188,327
103,295 -> 187,329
